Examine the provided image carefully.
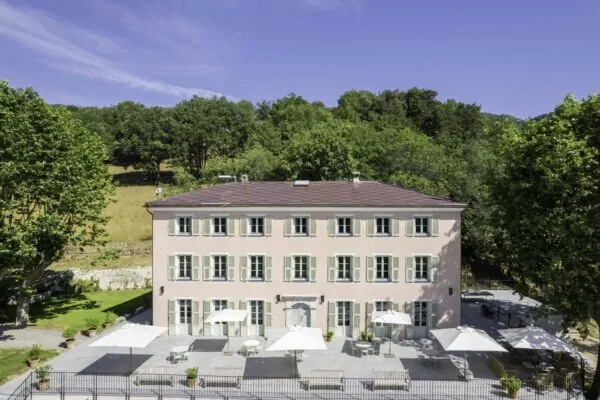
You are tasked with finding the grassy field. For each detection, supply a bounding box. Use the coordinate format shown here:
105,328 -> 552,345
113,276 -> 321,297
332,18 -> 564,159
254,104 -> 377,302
0,348 -> 59,384
104,185 -> 155,242
0,289 -> 151,330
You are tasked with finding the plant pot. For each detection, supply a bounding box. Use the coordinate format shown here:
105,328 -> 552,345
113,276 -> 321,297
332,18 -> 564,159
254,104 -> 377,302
87,329 -> 97,337
507,388 -> 519,399
37,380 -> 50,391
186,378 -> 197,387
28,359 -> 40,368
64,339 -> 75,349
103,322 -> 111,329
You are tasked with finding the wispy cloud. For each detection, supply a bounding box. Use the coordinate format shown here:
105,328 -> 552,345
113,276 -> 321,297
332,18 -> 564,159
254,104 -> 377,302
304,0 -> 363,12
0,1 -> 233,99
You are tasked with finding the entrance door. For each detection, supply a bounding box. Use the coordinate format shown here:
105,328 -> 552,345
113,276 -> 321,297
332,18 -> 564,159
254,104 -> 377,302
178,299 -> 192,335
290,303 -> 311,327
412,301 -> 429,338
211,299 -> 229,336
373,301 -> 391,338
336,301 -> 352,337
248,300 -> 264,336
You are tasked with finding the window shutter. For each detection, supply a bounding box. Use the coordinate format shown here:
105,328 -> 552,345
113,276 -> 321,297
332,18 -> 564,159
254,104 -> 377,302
284,218 -> 292,237
327,218 -> 335,236
192,218 -> 201,236
309,257 -> 317,282
431,217 -> 439,237
239,301 -> 248,337
228,256 -> 235,281
352,302 -> 361,338
327,302 -> 336,332
430,256 -> 440,282
353,257 -> 361,282
327,257 -> 335,282
203,300 -> 211,335
168,219 -> 176,236
405,302 -> 414,339
392,302 -> 400,312
366,257 -> 374,282
265,217 -> 272,236
265,302 -> 272,327
192,300 -> 200,334
265,256 -> 272,281
168,256 -> 176,280
203,256 -> 211,281
353,218 -> 361,236
405,302 -> 414,319
392,257 -> 400,282
192,256 -> 200,280
405,256 -> 414,282
227,218 -> 235,236
284,256 -> 292,282
227,300 -> 236,335
365,302 -> 374,334
429,302 -> 439,329
239,256 -> 248,282
202,219 -> 211,236
309,218 -> 317,236
405,218 -> 414,237
366,218 -> 374,236
239,218 -> 247,236
168,300 -> 176,335
392,219 -> 400,236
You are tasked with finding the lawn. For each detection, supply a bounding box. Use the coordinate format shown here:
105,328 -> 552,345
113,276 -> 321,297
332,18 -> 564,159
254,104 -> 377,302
0,348 -> 59,384
0,289 -> 151,331
104,185 -> 156,243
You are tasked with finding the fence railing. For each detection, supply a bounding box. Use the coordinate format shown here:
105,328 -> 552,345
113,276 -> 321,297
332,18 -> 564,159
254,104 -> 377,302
8,371 -> 584,400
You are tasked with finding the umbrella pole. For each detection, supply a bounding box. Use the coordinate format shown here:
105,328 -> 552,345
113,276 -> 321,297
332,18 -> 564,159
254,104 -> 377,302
389,324 -> 392,355
130,347 -> 133,374
464,352 -> 467,380
294,350 -> 298,378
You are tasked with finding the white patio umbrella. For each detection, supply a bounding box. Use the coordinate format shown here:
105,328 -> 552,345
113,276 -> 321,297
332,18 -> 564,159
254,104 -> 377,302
497,326 -> 576,353
267,326 -> 327,377
430,326 -> 508,379
205,309 -> 248,353
89,323 -> 167,373
371,310 -> 412,357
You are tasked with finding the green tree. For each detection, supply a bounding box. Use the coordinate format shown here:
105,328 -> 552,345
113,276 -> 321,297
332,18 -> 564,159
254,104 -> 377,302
0,82 -> 113,326
203,146 -> 284,182
491,95 -> 600,398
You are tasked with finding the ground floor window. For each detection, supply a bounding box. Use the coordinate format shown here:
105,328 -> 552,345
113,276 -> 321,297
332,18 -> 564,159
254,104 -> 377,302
336,301 -> 351,326
249,300 -> 264,325
179,299 -> 192,325
413,301 -> 428,327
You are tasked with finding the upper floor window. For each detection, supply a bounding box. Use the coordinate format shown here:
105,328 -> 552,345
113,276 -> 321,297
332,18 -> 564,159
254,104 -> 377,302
177,217 -> 191,235
337,217 -> 352,235
375,217 -> 390,235
414,256 -> 429,281
249,255 -> 265,280
337,256 -> 352,280
414,217 -> 429,236
249,217 -> 264,235
212,255 -> 228,280
293,217 -> 308,236
213,217 -> 227,235
293,255 -> 309,280
177,255 -> 192,279
375,256 -> 391,281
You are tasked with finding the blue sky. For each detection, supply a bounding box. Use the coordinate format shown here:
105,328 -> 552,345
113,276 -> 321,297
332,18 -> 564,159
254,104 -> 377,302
0,0 -> 598,118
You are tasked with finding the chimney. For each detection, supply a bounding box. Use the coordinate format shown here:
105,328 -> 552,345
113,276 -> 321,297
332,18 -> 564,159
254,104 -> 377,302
352,171 -> 360,183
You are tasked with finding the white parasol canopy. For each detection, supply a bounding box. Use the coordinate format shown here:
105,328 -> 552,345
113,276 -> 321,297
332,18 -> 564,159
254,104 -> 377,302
89,323 -> 167,372
371,310 -> 412,357
498,326 -> 576,353
267,326 -> 327,377
204,309 -> 248,353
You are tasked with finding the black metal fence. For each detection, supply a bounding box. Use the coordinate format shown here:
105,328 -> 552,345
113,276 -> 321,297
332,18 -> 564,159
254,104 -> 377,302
7,371 -> 584,400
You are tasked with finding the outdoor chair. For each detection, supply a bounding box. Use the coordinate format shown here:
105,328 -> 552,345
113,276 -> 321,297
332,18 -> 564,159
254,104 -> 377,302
350,341 -> 362,357
554,371 -> 578,389
534,371 -> 554,391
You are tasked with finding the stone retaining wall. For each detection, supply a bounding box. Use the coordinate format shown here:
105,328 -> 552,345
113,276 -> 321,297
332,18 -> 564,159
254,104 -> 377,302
71,266 -> 152,290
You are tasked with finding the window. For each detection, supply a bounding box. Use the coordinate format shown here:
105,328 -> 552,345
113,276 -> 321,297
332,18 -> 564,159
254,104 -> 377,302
249,217 -> 264,235
374,300 -> 391,327
213,299 -> 227,327
213,217 -> 227,235
337,256 -> 352,280
177,217 -> 191,235
414,256 -> 429,281
375,217 -> 391,235
212,255 -> 228,280
293,256 -> 309,280
337,217 -> 352,235
293,217 -> 308,235
177,255 -> 192,279
414,217 -> 430,236
413,301 -> 428,327
337,301 -> 352,327
249,255 -> 265,280
375,256 -> 391,281
249,300 -> 264,325
179,299 -> 192,324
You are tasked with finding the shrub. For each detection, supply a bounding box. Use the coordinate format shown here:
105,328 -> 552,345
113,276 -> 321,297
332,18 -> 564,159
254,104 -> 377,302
36,365 -> 53,382
86,318 -> 100,330
62,327 -> 78,340
74,279 -> 100,293
27,344 -> 42,360
104,311 -> 117,325
186,367 -> 199,379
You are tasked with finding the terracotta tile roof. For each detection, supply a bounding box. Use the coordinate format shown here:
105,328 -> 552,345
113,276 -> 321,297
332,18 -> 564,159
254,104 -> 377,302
146,181 -> 465,208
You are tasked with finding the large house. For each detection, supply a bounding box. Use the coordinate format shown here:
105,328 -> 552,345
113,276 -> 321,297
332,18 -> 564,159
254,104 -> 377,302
145,176 -> 466,339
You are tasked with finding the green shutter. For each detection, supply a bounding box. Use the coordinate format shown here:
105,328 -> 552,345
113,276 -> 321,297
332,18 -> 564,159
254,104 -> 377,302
168,299 -> 176,335
227,218 -> 235,236
352,302 -> 361,338
392,257 -> 400,282
366,218 -> 374,236
265,256 -> 272,281
430,256 -> 440,282
353,218 -> 361,236
392,219 -> 400,236
227,301 -> 236,334
366,257 -> 374,282
168,256 -> 176,280
239,218 -> 247,236
203,256 -> 211,281
365,302 -> 373,334
405,256 -> 414,282
431,217 -> 439,237
239,256 -> 248,282
327,302 -> 336,332
284,218 -> 292,236
228,256 -> 235,281
265,302 -> 272,327
392,302 -> 400,312
264,217 -> 273,236
353,257 -> 361,282
309,257 -> 316,282
309,218 -> 317,236
192,256 -> 200,280
239,301 -> 248,336
405,217 -> 414,236
327,256 -> 336,282
284,256 -> 292,281
168,219 -> 176,236
327,218 -> 335,236
192,300 -> 200,335
191,218 -> 201,236
203,300 -> 211,335
202,219 -> 211,236
429,302 -> 439,329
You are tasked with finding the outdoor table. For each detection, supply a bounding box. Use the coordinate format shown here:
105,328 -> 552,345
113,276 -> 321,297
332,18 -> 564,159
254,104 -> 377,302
170,346 -> 188,364
356,341 -> 373,356
243,339 -> 260,356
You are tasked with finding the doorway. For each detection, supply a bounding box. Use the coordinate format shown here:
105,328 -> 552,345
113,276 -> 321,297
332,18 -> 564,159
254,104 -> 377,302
336,301 -> 352,337
248,300 -> 265,336
290,303 -> 311,327
178,299 -> 192,335
211,299 -> 229,336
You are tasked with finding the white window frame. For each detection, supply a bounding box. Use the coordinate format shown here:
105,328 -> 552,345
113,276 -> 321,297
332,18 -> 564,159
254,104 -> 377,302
247,253 -> 267,281
210,253 -> 229,280
178,298 -> 193,325
291,215 -> 310,236
413,254 -> 431,282
247,215 -> 266,236
175,215 -> 192,236
335,253 -> 354,281
174,253 -> 193,280
413,300 -> 429,327
291,253 -> 310,281
247,298 -> 267,326
335,215 -> 353,236
211,215 -> 228,236
335,300 -> 353,327
374,214 -> 392,236
413,214 -> 432,237
373,253 -> 393,282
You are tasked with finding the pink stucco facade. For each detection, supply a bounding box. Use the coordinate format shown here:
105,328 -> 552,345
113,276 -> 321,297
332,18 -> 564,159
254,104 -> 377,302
148,206 -> 463,339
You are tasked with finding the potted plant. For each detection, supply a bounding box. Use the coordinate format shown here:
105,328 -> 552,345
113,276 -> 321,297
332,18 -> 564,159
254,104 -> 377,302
186,367 -> 198,387
62,327 -> 78,348
325,330 -> 334,342
27,344 -> 42,368
85,318 -> 100,337
366,333 -> 373,342
36,365 -> 52,391
360,330 -> 368,341
103,311 -> 117,328
505,375 -> 522,399
500,372 -> 508,389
